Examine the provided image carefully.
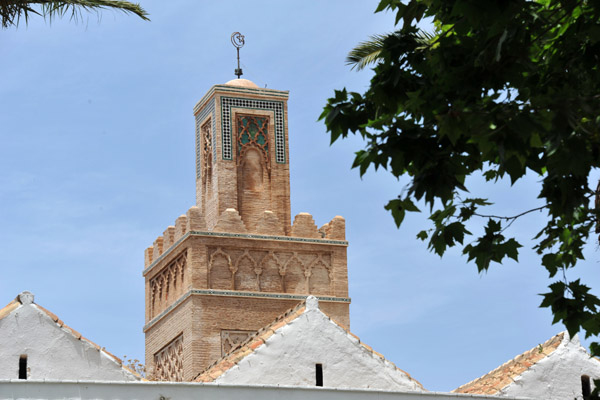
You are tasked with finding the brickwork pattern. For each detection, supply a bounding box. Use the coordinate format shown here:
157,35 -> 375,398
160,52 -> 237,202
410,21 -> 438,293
195,298 -> 423,391
154,334 -> 184,382
195,87 -> 290,233
145,299 -> 194,381
145,81 -> 350,381
149,251 -> 187,319
144,230 -> 349,301
144,218 -> 349,379
187,295 -> 335,374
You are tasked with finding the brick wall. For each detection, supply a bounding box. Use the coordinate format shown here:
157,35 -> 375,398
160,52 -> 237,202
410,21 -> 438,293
144,81 -> 350,381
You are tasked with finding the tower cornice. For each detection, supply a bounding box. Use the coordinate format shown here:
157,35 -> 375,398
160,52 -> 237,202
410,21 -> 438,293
193,84 -> 289,115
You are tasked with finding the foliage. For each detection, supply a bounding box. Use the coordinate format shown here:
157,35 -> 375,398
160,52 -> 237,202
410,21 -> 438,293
321,0 -> 600,360
1,0 -> 149,28
122,355 -> 145,377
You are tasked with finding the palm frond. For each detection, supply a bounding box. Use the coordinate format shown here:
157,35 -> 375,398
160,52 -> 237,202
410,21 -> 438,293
346,33 -> 389,71
346,30 -> 436,71
415,30 -> 436,50
1,0 -> 149,28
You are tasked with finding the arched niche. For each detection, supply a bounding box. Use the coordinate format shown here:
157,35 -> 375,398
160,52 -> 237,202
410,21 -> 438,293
309,259 -> 331,295
260,253 -> 283,293
234,252 -> 258,291
284,256 -> 307,294
236,114 -> 271,231
209,250 -> 233,290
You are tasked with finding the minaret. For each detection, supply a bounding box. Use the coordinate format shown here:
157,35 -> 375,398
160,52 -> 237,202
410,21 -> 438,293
143,78 -> 350,382
195,78 -> 291,233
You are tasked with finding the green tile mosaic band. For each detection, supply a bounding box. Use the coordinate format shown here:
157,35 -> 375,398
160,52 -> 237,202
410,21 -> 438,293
221,97 -> 286,163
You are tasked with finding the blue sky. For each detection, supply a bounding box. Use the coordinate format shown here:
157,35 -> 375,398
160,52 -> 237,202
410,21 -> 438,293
1,0 -> 599,392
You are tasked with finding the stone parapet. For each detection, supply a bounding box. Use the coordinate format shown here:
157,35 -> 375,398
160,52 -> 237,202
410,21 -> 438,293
143,216 -> 349,321
144,207 -> 346,269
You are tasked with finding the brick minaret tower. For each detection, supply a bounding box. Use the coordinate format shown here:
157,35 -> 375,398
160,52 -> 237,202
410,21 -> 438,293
143,79 -> 350,381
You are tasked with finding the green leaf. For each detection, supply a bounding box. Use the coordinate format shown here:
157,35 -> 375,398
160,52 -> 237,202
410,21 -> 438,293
590,343 -> 600,358
385,198 -> 421,227
327,0 -> 600,347
463,219 -> 522,272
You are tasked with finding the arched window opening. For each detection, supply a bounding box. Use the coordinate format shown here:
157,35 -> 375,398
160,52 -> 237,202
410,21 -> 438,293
582,375 -> 591,399
315,363 -> 323,387
18,355 -> 27,380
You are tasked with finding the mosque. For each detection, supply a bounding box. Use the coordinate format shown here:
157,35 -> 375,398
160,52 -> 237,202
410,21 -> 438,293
0,76 -> 598,400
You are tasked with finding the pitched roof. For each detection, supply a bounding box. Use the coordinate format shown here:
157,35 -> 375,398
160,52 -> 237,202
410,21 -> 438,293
453,332 -> 565,395
194,296 -> 424,390
194,300 -> 307,382
0,292 -> 144,381
0,299 -> 20,321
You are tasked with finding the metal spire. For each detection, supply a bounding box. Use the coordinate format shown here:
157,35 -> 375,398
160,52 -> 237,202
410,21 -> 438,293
231,32 -> 245,79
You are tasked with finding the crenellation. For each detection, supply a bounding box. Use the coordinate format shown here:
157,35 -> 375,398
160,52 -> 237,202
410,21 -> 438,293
213,208 -> 248,233
327,216 -> 346,240
255,210 -> 284,236
291,212 -> 320,238
186,206 -> 206,231
163,226 -> 175,249
318,222 -> 330,238
174,215 -> 187,242
152,236 -> 164,260
145,246 -> 154,268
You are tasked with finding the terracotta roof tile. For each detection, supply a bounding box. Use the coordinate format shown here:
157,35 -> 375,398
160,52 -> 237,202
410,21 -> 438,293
372,349 -> 385,360
36,304 -> 59,322
63,325 -> 82,340
453,332 -> 565,395
0,300 -> 20,321
193,298 -> 424,390
249,338 -> 264,350
270,319 -> 288,331
193,300 -> 307,382
208,367 -> 224,380
102,348 -> 123,365
37,305 -> 144,378
361,343 -> 373,353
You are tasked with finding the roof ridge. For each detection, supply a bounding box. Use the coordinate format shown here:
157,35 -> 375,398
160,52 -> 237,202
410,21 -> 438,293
194,297 -> 424,390
193,298 -> 308,382
0,300 -> 20,322
323,314 -> 425,390
453,332 -> 565,395
33,303 -> 145,380
0,293 -> 144,381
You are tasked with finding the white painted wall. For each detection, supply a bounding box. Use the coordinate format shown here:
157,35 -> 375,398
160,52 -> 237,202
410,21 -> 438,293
215,296 -> 422,391
0,293 -> 139,381
499,332 -> 600,400
0,380 -> 521,400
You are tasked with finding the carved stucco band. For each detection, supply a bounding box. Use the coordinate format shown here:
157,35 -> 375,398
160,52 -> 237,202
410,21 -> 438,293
153,334 -> 184,382
221,97 -> 285,163
143,231 -> 348,276
143,289 -> 351,332
149,251 -> 187,319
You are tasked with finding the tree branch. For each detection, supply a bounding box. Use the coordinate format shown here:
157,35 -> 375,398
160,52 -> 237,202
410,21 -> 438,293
473,205 -> 547,221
